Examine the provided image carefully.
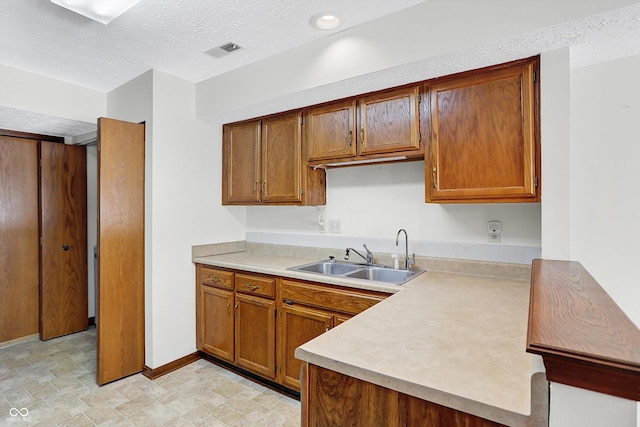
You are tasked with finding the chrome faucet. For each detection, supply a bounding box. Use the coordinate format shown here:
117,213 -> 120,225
345,243 -> 374,265
395,229 -> 415,270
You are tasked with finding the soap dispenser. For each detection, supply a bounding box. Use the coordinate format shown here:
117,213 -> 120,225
391,254 -> 399,269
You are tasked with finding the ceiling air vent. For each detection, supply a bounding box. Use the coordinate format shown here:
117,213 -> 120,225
206,42 -> 243,59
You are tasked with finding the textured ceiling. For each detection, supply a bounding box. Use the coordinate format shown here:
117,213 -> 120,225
0,0 -> 425,92
1,0 -> 640,137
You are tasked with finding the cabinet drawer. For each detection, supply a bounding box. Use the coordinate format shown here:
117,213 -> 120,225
199,265 -> 234,290
236,273 -> 276,298
280,279 -> 388,315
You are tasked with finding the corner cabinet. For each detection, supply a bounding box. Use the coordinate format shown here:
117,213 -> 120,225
222,112 -> 326,206
195,263 -> 389,394
426,57 -> 540,203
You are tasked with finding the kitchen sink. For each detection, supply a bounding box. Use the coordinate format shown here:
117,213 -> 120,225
293,261 -> 361,275
344,267 -> 417,283
288,259 -> 425,285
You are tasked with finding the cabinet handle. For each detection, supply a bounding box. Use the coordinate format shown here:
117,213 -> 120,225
208,275 -> 221,283
246,284 -> 260,291
432,166 -> 438,189
326,324 -> 330,332
360,127 -> 365,145
226,300 -> 231,315
254,181 -> 259,195
235,302 -> 238,317
348,130 -> 353,147
261,180 -> 267,197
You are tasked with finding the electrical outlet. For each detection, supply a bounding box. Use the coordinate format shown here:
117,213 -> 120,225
488,221 -> 501,243
329,219 -> 341,234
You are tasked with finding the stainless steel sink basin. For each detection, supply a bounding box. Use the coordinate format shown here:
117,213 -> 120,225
288,259 -> 425,285
344,267 -> 418,284
292,261 -> 361,275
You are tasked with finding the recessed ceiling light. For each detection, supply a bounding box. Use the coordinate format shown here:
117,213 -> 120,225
310,12 -> 341,30
50,0 -> 141,25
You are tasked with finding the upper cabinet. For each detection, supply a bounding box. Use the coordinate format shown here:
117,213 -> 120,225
222,112 -> 326,206
306,99 -> 356,161
221,56 -> 540,206
305,87 -> 424,165
426,58 -> 540,203
359,87 -> 421,156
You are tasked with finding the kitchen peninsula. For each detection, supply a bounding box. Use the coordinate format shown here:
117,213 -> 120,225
192,242 -> 548,426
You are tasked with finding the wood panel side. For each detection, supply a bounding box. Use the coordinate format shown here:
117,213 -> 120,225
527,259 -> 640,400
0,136 -> 39,342
307,365 -> 399,427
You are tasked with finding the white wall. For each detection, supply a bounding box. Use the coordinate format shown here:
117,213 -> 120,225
147,70 -> 245,367
570,54 -> 640,327
0,65 -> 105,122
247,162 -> 541,263
540,50 -> 640,427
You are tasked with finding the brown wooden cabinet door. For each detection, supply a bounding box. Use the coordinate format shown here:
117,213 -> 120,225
427,59 -> 538,203
359,87 -> 420,156
222,120 -> 261,205
40,141 -> 88,340
279,304 -> 332,391
97,117 -> 145,385
0,136 -> 39,343
234,293 -> 276,379
305,100 -> 357,161
199,285 -> 234,362
261,113 -> 302,203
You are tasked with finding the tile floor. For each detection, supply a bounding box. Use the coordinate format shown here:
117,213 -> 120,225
0,327 -> 301,426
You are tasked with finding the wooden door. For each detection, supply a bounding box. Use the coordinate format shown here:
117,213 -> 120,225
235,293 -> 276,379
305,100 -> 357,161
199,285 -> 234,362
427,59 -> 538,202
279,304 -> 332,391
97,117 -> 145,385
359,87 -> 420,155
0,136 -> 39,343
261,113 -> 302,204
222,120 -> 261,205
40,141 -> 88,340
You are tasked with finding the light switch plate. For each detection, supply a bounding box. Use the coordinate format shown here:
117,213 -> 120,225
329,219 -> 341,234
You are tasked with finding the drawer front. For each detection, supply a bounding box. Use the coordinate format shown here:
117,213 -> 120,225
280,279 -> 387,315
235,273 -> 276,298
199,265 -> 234,290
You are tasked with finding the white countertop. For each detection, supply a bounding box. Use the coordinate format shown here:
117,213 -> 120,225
194,250 -> 547,426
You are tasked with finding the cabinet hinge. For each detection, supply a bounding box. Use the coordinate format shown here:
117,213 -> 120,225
418,132 -> 421,142
534,176 -> 538,187
274,363 -> 277,373
40,236 -> 43,246
533,71 -> 537,83
300,187 -> 304,197
299,117 -> 303,125
418,93 -> 422,103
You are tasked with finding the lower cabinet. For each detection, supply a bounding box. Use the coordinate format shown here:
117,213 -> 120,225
279,304 -> 333,390
195,263 -> 389,394
302,364 -> 507,427
198,281 -> 234,362
235,293 -> 276,379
